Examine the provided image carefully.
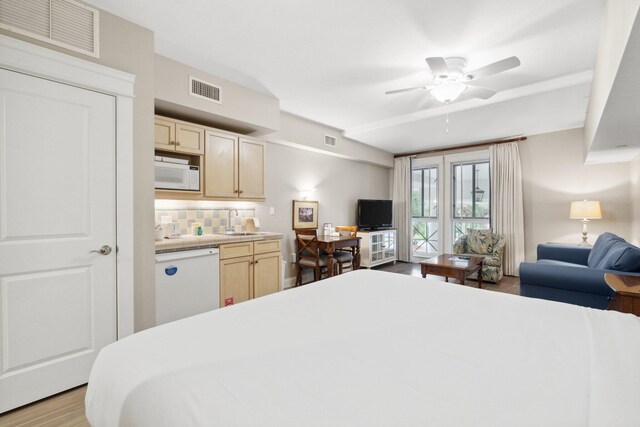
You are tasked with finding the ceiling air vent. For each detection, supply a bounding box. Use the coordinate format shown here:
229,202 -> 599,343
189,76 -> 222,104
324,134 -> 337,148
0,0 -> 99,57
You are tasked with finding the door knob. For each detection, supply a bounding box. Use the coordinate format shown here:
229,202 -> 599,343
90,245 -> 112,255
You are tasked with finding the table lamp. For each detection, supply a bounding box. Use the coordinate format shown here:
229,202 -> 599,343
569,200 -> 602,246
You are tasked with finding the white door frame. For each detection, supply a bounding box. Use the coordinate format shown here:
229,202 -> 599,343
412,150 -> 489,256
442,150 -> 490,253
0,35 -> 135,338
411,156 -> 444,260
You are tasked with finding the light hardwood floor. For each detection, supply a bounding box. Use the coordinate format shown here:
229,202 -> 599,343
0,385 -> 89,426
0,261 -> 519,425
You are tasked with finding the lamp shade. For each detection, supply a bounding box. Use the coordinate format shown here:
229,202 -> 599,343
569,200 -> 602,219
431,82 -> 467,103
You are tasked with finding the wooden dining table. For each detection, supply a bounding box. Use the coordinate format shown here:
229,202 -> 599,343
315,234 -> 361,277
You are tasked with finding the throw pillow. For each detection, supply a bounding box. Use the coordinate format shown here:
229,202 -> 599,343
466,229 -> 493,254
602,242 -> 640,272
588,232 -> 625,268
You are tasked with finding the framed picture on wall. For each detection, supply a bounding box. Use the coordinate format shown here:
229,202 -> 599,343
292,200 -> 319,229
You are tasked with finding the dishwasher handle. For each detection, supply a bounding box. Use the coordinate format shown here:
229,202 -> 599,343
155,248 -> 219,263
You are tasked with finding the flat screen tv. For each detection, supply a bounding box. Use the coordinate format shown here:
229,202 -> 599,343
357,199 -> 393,230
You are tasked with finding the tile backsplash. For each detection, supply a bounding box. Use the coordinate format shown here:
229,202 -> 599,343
155,208 -> 256,235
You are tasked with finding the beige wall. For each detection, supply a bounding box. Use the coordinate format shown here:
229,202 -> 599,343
631,154 -> 640,246
1,12 -> 157,332
155,54 -> 280,133
520,128 -> 632,261
256,142 -> 391,281
262,112 -> 394,168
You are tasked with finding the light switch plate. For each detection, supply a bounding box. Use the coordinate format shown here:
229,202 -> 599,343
269,207 -> 275,216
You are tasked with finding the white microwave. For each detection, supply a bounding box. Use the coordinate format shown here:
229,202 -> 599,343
155,161 -> 200,191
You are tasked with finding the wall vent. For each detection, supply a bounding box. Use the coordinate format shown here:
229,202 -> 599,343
0,0 -> 99,57
189,76 -> 222,104
324,134 -> 337,147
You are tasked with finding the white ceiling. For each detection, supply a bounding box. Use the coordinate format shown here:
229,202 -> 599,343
85,0 -> 605,154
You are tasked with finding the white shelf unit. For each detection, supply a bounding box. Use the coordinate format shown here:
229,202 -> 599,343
358,229 -> 397,268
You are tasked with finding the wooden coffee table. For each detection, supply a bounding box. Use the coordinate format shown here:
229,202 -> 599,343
420,254 -> 484,288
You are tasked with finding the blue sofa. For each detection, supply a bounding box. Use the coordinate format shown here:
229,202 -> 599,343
519,233 -> 640,309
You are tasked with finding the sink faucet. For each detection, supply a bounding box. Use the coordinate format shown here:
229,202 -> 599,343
226,208 -> 239,234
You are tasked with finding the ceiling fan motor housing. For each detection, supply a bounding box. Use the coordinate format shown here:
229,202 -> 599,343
437,57 -> 469,82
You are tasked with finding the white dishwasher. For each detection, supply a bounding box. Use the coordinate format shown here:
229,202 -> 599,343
155,248 -> 220,325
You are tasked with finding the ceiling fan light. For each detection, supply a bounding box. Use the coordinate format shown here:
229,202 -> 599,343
431,82 -> 467,103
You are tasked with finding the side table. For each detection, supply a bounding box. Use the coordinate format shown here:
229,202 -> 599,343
604,273 -> 640,316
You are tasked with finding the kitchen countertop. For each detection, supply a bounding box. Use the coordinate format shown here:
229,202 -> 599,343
155,232 -> 284,253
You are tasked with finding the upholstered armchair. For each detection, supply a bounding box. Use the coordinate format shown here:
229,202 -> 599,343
453,229 -> 506,282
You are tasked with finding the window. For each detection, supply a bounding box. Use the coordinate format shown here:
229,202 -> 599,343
452,161 -> 490,241
411,166 -> 439,256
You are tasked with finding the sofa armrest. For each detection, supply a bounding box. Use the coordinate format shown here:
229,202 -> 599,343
536,244 -> 590,265
491,235 -> 506,259
453,235 -> 467,254
519,262 -> 615,296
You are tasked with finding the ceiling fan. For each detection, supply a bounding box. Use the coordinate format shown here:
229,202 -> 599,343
386,56 -> 521,103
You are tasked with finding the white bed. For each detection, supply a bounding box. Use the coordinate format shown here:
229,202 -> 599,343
86,270 -> 640,426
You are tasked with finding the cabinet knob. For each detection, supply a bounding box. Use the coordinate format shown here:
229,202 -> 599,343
175,141 -> 181,146
169,140 -> 175,145
254,260 -> 259,264
238,190 -> 244,194
234,189 -> 239,193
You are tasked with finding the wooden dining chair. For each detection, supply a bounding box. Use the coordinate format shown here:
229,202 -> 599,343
295,229 -> 330,286
333,226 -> 358,274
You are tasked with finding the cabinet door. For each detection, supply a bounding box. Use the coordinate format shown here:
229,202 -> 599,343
238,138 -> 265,199
176,123 -> 204,154
205,131 -> 238,198
220,256 -> 253,306
385,231 -> 396,260
155,118 -> 175,151
254,252 -> 281,298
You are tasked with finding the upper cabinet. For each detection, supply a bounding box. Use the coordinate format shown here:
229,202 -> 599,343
204,130 -> 265,200
155,116 -> 205,155
155,115 -> 266,201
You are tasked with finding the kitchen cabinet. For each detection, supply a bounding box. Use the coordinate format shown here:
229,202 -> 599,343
219,240 -> 281,306
204,130 -> 265,200
155,116 -> 205,155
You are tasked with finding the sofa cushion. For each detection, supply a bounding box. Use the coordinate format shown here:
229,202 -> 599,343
600,241 -> 640,272
588,232 -> 625,268
466,229 -> 493,254
537,259 -> 588,268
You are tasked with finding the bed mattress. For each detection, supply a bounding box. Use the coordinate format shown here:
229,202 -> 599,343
86,269 -> 640,426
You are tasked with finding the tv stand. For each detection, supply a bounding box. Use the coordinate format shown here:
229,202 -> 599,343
357,229 -> 397,268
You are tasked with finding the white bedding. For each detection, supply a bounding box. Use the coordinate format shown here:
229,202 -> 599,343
86,270 -> 640,426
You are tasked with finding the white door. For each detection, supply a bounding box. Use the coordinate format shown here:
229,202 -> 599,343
0,69 -> 117,412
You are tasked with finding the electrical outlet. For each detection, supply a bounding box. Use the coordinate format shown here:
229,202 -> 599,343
269,207 -> 275,216
290,253 -> 296,263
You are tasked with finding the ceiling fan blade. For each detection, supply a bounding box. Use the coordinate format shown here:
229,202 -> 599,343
385,86 -> 429,95
467,56 -> 520,80
465,86 -> 496,100
426,57 -> 449,78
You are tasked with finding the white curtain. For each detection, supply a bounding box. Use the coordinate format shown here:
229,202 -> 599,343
490,142 -> 525,276
392,156 -> 412,261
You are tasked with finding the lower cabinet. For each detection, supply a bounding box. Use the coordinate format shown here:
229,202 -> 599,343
357,229 -> 397,268
219,239 -> 281,306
